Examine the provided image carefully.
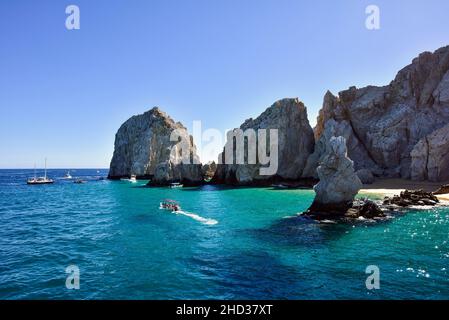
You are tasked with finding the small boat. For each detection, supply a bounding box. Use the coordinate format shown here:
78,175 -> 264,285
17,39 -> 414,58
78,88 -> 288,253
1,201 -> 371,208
64,171 -> 72,179
271,184 -> 288,189
27,160 -> 54,185
74,179 -> 86,184
169,182 -> 183,188
120,174 -> 137,183
160,199 -> 181,211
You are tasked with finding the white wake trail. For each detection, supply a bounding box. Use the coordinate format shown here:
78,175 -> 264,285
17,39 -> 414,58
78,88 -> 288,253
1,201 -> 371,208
175,210 -> 218,225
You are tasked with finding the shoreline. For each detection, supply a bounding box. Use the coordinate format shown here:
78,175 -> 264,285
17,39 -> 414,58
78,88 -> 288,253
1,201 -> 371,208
359,178 -> 449,202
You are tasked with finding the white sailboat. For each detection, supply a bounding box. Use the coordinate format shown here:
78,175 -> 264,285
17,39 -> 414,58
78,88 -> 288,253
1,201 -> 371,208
27,159 -> 54,185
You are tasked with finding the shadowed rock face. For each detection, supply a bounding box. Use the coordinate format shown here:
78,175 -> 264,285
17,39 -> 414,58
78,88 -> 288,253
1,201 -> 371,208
201,161 -> 217,180
212,98 -> 315,185
307,45 -> 449,181
411,123 -> 449,182
108,107 -> 203,185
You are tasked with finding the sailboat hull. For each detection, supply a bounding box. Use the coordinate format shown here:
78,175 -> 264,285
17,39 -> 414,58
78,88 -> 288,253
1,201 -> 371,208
27,180 -> 54,185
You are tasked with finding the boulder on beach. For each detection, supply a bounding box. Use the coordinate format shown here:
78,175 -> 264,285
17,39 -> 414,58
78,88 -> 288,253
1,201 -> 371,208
433,184 -> 449,195
383,189 -> 440,207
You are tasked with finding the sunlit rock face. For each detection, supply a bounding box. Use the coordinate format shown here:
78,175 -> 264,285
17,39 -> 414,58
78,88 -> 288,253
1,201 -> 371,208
307,45 -> 449,181
108,107 -> 203,185
212,98 -> 315,185
313,136 -> 362,205
305,136 -> 364,219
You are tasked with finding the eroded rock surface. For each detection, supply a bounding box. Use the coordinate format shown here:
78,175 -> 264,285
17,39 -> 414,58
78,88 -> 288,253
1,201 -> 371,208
433,184 -> 449,195
411,123 -> 449,182
213,98 -> 315,185
308,45 -> 449,181
305,136 -> 363,219
201,161 -> 217,181
356,169 -> 375,184
383,190 -> 439,207
108,107 -> 203,185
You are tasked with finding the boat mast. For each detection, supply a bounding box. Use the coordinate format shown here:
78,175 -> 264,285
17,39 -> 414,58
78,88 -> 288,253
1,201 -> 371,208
44,158 -> 47,179
34,163 -> 36,179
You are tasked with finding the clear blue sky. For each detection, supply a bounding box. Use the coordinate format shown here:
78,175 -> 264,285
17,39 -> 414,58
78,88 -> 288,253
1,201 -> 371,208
1,0 -> 448,168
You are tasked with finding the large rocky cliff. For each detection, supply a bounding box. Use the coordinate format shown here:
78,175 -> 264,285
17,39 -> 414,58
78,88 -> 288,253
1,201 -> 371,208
305,45 -> 449,181
212,98 -> 315,185
108,107 -> 203,185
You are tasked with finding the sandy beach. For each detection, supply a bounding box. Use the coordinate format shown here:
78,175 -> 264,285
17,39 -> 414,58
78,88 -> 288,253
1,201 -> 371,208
360,178 -> 449,201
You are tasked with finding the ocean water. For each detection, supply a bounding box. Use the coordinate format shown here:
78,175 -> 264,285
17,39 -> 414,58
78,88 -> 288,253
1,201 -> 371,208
1,169 -> 449,300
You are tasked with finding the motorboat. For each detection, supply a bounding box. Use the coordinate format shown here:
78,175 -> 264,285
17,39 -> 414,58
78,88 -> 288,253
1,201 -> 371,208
169,182 -> 183,188
160,199 -> 181,212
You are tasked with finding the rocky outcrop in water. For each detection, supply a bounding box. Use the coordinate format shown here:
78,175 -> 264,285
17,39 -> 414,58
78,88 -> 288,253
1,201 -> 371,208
345,199 -> 385,219
410,123 -> 449,182
306,45 -> 449,181
305,136 -> 365,219
212,98 -> 315,185
108,107 -> 203,185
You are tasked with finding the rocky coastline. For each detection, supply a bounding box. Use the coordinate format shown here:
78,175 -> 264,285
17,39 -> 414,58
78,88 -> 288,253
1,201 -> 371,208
107,45 -> 449,219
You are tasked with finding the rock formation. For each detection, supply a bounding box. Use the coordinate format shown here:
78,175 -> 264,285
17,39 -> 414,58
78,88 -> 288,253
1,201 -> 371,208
305,136 -> 363,218
433,184 -> 449,195
383,190 -> 439,207
306,45 -> 449,181
356,169 -> 375,184
201,161 -> 217,181
345,199 -> 385,219
108,107 -> 203,185
303,135 -> 391,221
212,98 -> 315,185
410,123 -> 449,182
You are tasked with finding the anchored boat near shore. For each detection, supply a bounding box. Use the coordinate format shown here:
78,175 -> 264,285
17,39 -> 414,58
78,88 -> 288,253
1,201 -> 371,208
169,182 -> 183,188
121,174 -> 137,183
27,159 -> 54,185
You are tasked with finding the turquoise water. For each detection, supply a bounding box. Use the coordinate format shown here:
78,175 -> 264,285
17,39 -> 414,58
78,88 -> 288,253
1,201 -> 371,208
1,169 -> 449,299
